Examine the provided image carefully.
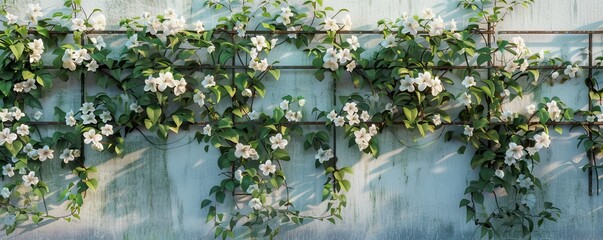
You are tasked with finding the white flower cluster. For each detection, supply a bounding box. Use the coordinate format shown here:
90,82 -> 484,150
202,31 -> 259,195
546,100 -> 562,121
235,143 -> 259,160
83,129 -> 104,151
71,13 -> 106,32
276,7 -> 294,25
0,107 -> 26,122
322,46 -> 355,72
563,65 -> 580,79
144,71 -> 187,96
13,78 -> 37,94
23,143 -> 54,161
280,99 -> 304,122
27,38 -> 44,63
398,72 -> 444,96
388,9 -> 456,38
315,148 -> 334,163
62,48 -> 97,72
248,36 -> 274,72
59,148 -> 80,164
142,8 -> 185,36
323,14 -> 352,32
503,37 -> 531,73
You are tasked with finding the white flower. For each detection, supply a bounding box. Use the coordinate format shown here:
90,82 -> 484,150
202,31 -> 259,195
27,38 -> 44,63
259,160 -> 277,176
510,36 -> 527,55
564,65 -> 579,78
242,88 -> 253,97
324,18 -> 339,31
37,145 -> 54,161
249,198 -> 262,210
416,72 -> 433,91
501,110 -> 514,122
86,59 -> 99,72
519,60 -> 529,72
81,112 -> 97,125
101,124 -> 114,136
202,75 -> 216,88
459,92 -> 472,107
428,16 -> 445,36
194,20 -> 205,34
495,169 -> 504,178
83,129 -> 103,145
506,142 -> 524,160
207,45 -> 215,54
422,8 -> 435,19
65,114 -> 76,126
234,143 -> 259,160
341,14 -> 352,30
16,124 -> 29,136
62,49 -> 77,71
334,116 -> 345,127
246,184 -> 259,194
526,104 -> 536,115
399,76 -> 417,92
5,12 -> 17,25
276,7 -> 293,25
315,148 -> 334,163
401,18 -> 419,36
173,78 -> 187,96
130,103 -> 143,113
462,76 -> 476,88
354,128 -> 372,151
28,150 -> 39,160
71,18 -> 87,31
327,110 -> 338,122
2,164 -> 14,177
0,187 -> 10,198
284,110 -> 302,122
551,71 -> 559,80
125,35 -> 140,49
534,132 -> 551,149
193,91 -> 206,107
60,149 -> 76,163
432,114 -> 442,126
11,107 -> 25,120
346,36 -> 360,51
360,111 -> 371,122
90,14 -> 107,31
234,169 -> 243,182
380,35 -> 396,48
250,36 -> 268,51
250,58 -> 269,72
547,100 -> 562,121
203,124 -> 212,136
81,102 -> 95,114
99,111 -> 112,123
287,26 -> 297,38
339,49 -> 352,64
385,103 -> 398,114
74,49 -> 91,64
449,19 -> 457,32
346,60 -> 357,72
463,125 -> 473,137
0,128 -> 17,145
33,111 -> 43,120
162,16 -> 186,36
369,124 -> 379,136
34,4 -> 59,22
270,133 -> 288,150
0,109 -> 12,122
526,146 -> 539,156
346,113 -> 360,126
298,99 -> 306,107
280,100 -> 290,110
504,61 -> 519,73
343,102 -> 358,115
22,171 -> 39,187
323,59 -> 339,71
430,76 -> 444,96
90,36 -> 106,50
516,174 -> 533,189
504,156 -> 516,166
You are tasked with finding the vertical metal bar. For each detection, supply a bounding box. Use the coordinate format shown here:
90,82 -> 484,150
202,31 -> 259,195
80,33 -> 86,166
588,33 -> 596,196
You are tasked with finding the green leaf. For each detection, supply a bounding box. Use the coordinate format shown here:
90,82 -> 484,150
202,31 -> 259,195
268,69 -> 280,80
10,42 -> 24,60
477,54 -> 491,66
146,105 -> 162,124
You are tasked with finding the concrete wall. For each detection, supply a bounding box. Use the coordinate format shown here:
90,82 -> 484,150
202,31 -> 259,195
6,0 -> 603,239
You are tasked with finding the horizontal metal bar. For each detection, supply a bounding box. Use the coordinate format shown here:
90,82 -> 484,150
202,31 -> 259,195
40,65 -> 598,71
499,30 -> 603,35
22,120 -> 603,127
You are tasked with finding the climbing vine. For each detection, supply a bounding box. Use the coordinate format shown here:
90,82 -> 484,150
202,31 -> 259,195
0,0 -> 590,238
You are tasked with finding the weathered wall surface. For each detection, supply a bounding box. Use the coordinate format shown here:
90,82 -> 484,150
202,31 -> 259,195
5,0 -> 603,239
